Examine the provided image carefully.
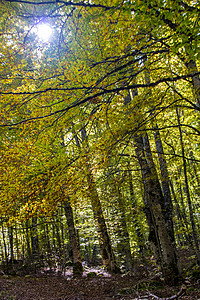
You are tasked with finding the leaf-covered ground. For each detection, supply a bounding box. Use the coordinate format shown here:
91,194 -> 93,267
0,248 -> 199,300
0,269 -> 199,300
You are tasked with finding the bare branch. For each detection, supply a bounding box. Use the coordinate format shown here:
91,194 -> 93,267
1,72 -> 199,96
5,0 -> 115,9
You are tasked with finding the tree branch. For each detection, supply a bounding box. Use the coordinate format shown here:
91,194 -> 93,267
5,0 -> 115,9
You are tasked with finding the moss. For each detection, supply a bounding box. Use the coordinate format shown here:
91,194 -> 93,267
87,272 -> 97,278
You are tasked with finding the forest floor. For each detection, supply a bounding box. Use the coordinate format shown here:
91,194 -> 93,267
0,249 -> 200,300
0,265 -> 200,300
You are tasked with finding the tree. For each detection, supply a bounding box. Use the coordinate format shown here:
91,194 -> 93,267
63,195 -> 83,276
0,0 -> 200,282
133,133 -> 180,283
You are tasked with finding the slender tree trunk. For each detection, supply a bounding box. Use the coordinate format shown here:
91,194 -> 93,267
45,224 -> 51,254
8,226 -> 14,263
178,181 -> 188,223
127,161 -> 147,255
112,181 -> 133,270
52,220 -> 56,251
125,68 -> 180,279
185,59 -> 200,107
188,150 -> 200,214
15,225 -> 19,260
153,127 -> 175,243
73,126 -> 119,273
176,108 -> 200,264
44,223 -> 55,271
143,65 -> 175,243
25,220 -> 32,260
174,177 -> 194,244
169,180 -> 192,246
86,170 -> 119,273
31,217 -> 40,261
63,196 -> 83,276
2,225 -> 8,273
60,207 -> 67,274
189,150 -> 200,186
54,217 -> 62,257
134,133 -> 180,283
134,134 -> 161,262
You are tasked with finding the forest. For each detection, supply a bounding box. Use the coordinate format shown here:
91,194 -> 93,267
0,0 -> 200,299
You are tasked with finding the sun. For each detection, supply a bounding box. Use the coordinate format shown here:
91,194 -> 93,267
35,24 -> 53,42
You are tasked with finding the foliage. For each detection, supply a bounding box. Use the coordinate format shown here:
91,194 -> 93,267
0,0 -> 200,278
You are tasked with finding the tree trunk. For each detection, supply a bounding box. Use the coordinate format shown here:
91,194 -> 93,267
25,220 -> 32,260
15,225 -> 20,260
134,133 -> 180,283
53,216 -> 62,257
113,181 -> 133,271
153,127 -> 175,243
31,217 -> 40,261
73,126 -> 119,273
1,225 -> 8,273
169,179 -> 192,246
8,226 -> 14,263
127,161 -> 147,255
63,196 -> 83,276
86,170 -> 119,273
176,108 -> 200,264
185,59 -> 200,107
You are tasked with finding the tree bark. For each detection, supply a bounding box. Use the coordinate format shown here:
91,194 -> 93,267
127,161 -> 147,255
1,225 -> 8,273
31,217 -> 40,261
80,126 -> 119,273
169,179 -> 192,246
185,59 -> 200,108
25,220 -> 32,260
53,216 -> 62,257
86,170 -> 119,273
134,133 -> 180,283
112,181 -> 133,270
176,108 -> 200,264
8,226 -> 14,263
153,127 -> 175,243
63,196 -> 83,276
